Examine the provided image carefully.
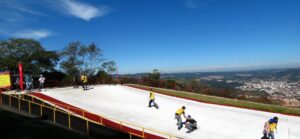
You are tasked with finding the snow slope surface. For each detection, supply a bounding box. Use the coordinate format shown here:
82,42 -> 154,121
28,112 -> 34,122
40,85 -> 300,139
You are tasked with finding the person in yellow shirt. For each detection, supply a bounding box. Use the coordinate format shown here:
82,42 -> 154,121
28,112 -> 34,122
148,88 -> 159,109
268,116 -> 278,139
175,106 -> 187,130
81,73 -> 88,90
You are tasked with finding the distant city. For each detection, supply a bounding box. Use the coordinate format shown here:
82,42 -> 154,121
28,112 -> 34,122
158,68 -> 300,107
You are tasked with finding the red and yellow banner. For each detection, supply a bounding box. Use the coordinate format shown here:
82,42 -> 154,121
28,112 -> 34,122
0,71 -> 11,88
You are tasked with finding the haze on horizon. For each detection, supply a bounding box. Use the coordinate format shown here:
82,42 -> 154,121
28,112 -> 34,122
1,0 -> 299,74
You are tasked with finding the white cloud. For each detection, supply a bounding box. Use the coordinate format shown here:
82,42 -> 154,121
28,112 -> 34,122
0,1 -> 51,39
12,29 -> 52,39
61,0 -> 109,21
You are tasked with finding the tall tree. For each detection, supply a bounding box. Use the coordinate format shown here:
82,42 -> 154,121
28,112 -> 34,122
101,61 -> 116,74
0,38 -> 59,75
60,41 -> 82,77
60,41 -> 104,76
144,69 -> 160,87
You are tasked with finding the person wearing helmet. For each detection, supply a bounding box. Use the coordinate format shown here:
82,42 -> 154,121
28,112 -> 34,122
175,106 -> 187,130
185,115 -> 197,133
268,116 -> 278,139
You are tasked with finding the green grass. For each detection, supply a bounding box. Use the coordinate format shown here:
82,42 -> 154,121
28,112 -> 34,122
0,108 -> 92,139
128,84 -> 300,116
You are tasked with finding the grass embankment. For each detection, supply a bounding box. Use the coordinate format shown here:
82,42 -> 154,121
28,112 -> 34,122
0,108 -> 92,139
127,84 -> 300,116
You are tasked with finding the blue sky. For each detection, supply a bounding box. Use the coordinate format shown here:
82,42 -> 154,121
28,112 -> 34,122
0,0 -> 300,74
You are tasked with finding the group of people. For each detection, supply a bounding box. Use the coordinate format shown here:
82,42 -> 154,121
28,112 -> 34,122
13,74 -> 45,93
148,89 -> 197,133
175,106 -> 198,133
149,88 -> 280,136
262,116 -> 279,139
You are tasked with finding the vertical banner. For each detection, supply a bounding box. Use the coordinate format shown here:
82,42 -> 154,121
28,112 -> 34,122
18,63 -> 24,90
0,72 -> 11,88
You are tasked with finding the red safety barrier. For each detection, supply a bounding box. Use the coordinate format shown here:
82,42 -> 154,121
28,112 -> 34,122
31,93 -> 166,139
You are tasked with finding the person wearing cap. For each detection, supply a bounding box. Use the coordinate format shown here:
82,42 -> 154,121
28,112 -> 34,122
38,75 -> 45,91
268,116 -> 278,139
175,106 -> 187,130
185,115 -> 197,133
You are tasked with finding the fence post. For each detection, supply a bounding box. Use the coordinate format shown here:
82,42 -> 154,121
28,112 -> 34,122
86,120 -> 89,135
40,105 -> 43,116
0,93 -> 2,104
142,128 -> 145,138
9,95 -> 11,106
18,97 -> 21,110
129,133 -> 132,139
28,101 -> 31,114
68,113 -> 71,129
53,108 -> 56,123
99,115 -> 103,124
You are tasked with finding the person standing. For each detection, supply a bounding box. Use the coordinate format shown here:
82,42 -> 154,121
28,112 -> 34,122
268,116 -> 278,139
25,74 -> 32,93
175,106 -> 187,130
29,74 -> 33,92
148,88 -> 159,109
81,73 -> 88,90
39,75 -> 45,91
14,77 -> 20,92
73,75 -> 78,88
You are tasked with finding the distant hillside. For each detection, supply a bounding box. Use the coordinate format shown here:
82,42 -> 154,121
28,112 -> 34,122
124,68 -> 300,82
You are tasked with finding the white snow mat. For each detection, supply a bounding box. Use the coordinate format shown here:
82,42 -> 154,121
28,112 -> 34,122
40,85 -> 300,139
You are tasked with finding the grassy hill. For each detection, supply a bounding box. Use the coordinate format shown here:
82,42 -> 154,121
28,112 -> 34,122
127,84 -> 300,116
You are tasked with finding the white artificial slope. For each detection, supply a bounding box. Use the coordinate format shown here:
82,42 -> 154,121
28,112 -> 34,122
41,85 -> 300,139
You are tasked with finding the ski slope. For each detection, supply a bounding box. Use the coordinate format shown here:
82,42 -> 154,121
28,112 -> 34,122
39,85 -> 300,139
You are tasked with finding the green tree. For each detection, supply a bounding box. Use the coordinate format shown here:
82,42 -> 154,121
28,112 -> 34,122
60,41 -> 82,77
0,38 -> 59,75
150,69 -> 160,86
60,41 -> 104,76
101,61 -> 116,74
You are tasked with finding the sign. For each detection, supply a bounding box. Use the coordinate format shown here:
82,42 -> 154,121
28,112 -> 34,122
0,71 -> 11,88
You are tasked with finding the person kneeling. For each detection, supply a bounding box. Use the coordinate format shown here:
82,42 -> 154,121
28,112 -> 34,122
185,115 -> 197,133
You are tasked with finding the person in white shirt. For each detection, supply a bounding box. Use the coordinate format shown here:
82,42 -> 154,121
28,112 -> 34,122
39,75 -> 45,91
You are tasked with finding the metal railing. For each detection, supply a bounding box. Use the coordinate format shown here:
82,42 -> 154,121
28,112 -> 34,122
0,92 -> 181,139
